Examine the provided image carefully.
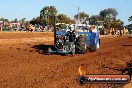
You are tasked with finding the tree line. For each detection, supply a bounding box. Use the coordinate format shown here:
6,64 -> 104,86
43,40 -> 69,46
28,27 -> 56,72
31,6 -> 132,29
1,6 -> 132,29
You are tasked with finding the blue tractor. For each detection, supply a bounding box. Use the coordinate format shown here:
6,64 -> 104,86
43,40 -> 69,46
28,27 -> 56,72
48,17 -> 100,55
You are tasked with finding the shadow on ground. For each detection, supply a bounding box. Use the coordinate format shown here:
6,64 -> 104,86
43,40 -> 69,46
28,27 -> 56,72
32,44 -> 72,56
32,44 -> 54,55
31,44 -> 96,56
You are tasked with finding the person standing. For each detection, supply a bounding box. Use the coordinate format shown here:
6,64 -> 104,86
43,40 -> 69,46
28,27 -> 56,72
0,23 -> 2,31
0,25 -> 1,31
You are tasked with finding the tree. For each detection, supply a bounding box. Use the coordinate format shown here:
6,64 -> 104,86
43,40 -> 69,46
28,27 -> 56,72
99,8 -> 118,29
57,14 -> 73,24
4,19 -> 9,22
30,18 -> 36,25
99,8 -> 118,19
40,6 -> 57,27
19,18 -> 26,23
0,17 -> 5,21
22,18 -> 26,22
89,15 -> 100,25
111,19 -> 124,28
19,18 -> 26,27
36,16 -> 42,24
74,12 -> 89,24
128,16 -> 132,22
14,18 -> 18,23
30,17 -> 42,25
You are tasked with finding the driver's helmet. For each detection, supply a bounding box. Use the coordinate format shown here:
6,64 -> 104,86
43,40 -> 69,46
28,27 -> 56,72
69,24 -> 74,31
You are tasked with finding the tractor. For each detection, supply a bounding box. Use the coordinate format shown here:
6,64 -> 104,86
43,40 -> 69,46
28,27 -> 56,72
48,17 -> 100,55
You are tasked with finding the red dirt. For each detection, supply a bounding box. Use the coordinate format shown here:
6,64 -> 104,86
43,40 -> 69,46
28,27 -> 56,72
0,32 -> 132,88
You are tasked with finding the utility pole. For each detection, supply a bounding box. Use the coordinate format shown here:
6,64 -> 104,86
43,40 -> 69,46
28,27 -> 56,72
53,15 -> 56,46
78,6 -> 80,24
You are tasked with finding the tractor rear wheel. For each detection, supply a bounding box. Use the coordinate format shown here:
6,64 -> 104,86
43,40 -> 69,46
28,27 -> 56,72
76,35 -> 87,54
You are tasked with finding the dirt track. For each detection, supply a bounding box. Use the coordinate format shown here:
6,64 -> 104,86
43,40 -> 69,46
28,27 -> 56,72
0,32 -> 132,88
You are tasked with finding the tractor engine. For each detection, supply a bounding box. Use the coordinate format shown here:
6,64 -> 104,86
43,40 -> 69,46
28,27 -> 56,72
55,29 -> 76,54
55,35 -> 66,49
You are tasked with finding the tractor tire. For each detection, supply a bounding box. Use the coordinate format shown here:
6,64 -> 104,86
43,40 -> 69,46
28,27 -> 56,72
76,35 -> 87,54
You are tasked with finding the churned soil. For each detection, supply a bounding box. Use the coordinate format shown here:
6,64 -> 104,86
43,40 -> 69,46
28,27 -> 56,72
0,31 -> 132,88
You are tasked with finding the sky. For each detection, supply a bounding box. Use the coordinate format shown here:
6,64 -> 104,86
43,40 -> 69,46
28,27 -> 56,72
0,0 -> 131,25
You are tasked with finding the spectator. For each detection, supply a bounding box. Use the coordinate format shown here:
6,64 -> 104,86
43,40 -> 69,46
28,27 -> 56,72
0,23 -> 2,31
